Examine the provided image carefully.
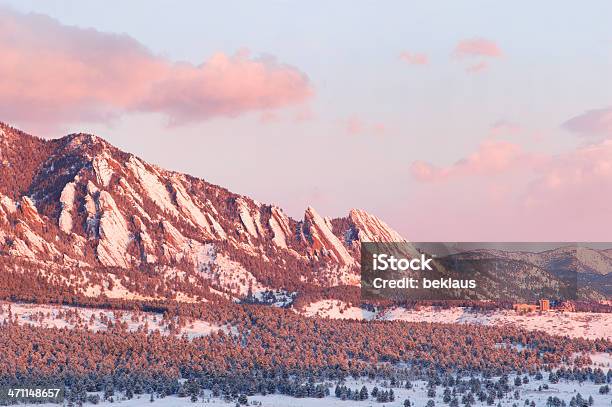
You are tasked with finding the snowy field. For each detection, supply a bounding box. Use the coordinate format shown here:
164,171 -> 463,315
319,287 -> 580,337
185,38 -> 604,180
0,301 -> 232,338
3,300 -> 611,341
2,301 -> 610,406
29,375 -> 612,406
301,301 -> 612,340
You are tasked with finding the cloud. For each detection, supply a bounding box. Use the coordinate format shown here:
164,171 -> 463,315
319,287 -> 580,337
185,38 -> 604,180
0,8 -> 312,131
411,140 -> 533,181
408,138 -> 612,240
489,120 -> 522,137
399,51 -> 428,65
345,116 -> 386,136
518,139 -> 612,234
562,107 -> 612,137
454,38 -> 502,58
453,38 -> 502,74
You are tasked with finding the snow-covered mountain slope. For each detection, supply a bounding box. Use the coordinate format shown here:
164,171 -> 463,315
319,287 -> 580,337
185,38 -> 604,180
0,122 -> 409,300
459,247 -> 612,276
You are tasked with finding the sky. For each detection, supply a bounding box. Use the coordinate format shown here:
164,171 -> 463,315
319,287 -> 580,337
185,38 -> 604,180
1,1 -> 612,241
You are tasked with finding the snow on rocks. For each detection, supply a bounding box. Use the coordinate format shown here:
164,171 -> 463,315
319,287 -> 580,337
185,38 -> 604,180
304,206 -> 354,266
269,206 -> 291,249
84,182 -> 100,238
206,213 -> 227,239
58,182 -> 76,233
133,216 -> 156,263
204,200 -> 227,239
349,208 -> 406,243
0,196 -> 7,222
96,191 -> 132,268
117,177 -> 152,221
160,220 -> 208,264
19,196 -> 43,225
15,221 -> 61,258
8,237 -> 36,258
0,194 -> 16,214
127,156 -> 179,217
237,197 -> 258,238
197,244 -> 266,297
161,220 -> 186,248
171,176 -> 213,236
92,153 -> 115,187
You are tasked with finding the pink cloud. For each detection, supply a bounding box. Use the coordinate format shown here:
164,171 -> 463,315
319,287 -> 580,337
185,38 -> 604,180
399,52 -> 428,65
562,107 -> 612,137
407,138 -> 612,240
345,116 -> 386,136
489,120 -> 522,137
515,139 -> 612,239
522,140 -> 612,209
454,38 -> 502,58
411,140 -> 534,181
0,9 -> 312,131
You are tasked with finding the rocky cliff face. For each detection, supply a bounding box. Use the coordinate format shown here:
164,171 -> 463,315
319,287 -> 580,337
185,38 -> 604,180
0,122 -> 409,300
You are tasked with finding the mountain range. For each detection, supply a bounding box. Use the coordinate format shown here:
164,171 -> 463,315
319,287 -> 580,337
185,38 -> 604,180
0,122 -> 609,304
0,122 -> 406,303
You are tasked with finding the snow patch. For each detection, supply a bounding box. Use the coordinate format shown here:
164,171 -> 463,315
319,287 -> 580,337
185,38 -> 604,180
58,182 -> 76,233
269,207 -> 291,249
301,300 -> 375,320
0,194 -> 16,213
206,213 -> 227,239
197,244 -> 266,297
8,238 -> 36,258
92,154 -> 114,187
171,177 -> 212,235
237,198 -> 258,238
96,191 -> 132,268
378,307 -> 612,340
127,156 -> 179,216
0,302 -> 229,338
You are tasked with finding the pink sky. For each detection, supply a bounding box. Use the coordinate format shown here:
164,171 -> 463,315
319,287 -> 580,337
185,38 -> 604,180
1,3 -> 611,241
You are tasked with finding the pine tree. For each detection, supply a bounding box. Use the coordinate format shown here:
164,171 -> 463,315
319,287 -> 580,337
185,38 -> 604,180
359,385 -> 368,400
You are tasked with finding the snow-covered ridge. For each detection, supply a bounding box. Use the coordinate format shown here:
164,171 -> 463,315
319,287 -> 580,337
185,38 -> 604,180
96,191 -> 132,268
269,206 -> 291,249
348,208 -> 406,243
303,206 -> 355,266
0,123 -> 417,297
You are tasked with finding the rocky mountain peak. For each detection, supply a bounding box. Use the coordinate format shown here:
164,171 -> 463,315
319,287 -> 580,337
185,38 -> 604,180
0,122 -> 414,299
